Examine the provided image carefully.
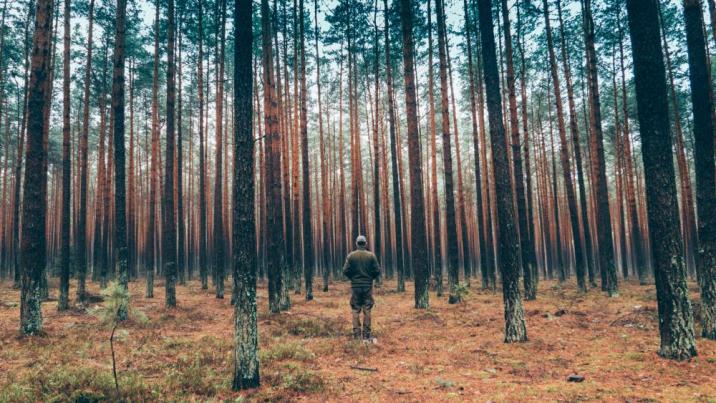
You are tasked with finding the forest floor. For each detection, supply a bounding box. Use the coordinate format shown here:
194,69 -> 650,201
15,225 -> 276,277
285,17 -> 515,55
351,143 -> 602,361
1,277 -> 716,402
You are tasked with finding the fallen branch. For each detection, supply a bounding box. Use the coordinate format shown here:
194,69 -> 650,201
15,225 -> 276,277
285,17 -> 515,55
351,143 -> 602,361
350,365 -> 378,372
110,319 -> 119,395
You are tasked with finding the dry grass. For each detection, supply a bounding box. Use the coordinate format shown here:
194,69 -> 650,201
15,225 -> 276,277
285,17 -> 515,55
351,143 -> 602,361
1,277 -> 715,401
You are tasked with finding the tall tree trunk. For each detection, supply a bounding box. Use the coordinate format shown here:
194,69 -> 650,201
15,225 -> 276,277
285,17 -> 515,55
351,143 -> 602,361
398,0 -> 429,309
147,1 -> 160,298
13,4 -> 33,288
385,0 -> 405,293
503,0 -> 535,295
163,0 -> 177,307
625,0 -> 697,360
659,4 -> 698,280
616,4 -> 646,283
544,0 -> 585,290
299,0 -> 314,301
232,0 -> 260,389
582,0 -> 618,296
176,12 -> 185,286
684,0 -> 716,340
707,0 -> 716,47
370,0 -> 382,282
428,0 -> 443,296
477,0 -> 527,343
198,0 -> 208,290
58,0 -> 71,311
128,60 -> 136,281
466,0 -> 489,292
315,0 -> 330,295
20,0 -> 54,335
262,0 -> 286,313
112,0 -> 129,318
76,0 -> 93,302
213,0 -> 226,299
434,0 -> 459,303
517,1 -> 537,298
95,46 -> 108,288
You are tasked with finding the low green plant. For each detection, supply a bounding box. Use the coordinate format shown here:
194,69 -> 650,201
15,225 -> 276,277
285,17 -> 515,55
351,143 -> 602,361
448,283 -> 470,304
90,281 -> 147,397
286,317 -> 341,338
0,365 -> 151,402
260,342 -> 315,363
166,357 -> 218,396
280,364 -> 324,393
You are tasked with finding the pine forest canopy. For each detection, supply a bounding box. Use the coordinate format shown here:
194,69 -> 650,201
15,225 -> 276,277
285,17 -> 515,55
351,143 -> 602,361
0,0 -> 716,398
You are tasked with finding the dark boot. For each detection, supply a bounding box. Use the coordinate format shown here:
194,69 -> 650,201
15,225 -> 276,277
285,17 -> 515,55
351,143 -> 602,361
352,309 -> 362,339
362,308 -> 372,340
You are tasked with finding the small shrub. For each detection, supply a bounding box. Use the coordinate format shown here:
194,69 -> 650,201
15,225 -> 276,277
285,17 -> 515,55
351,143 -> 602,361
260,342 -> 315,363
1,365 -> 151,402
625,351 -> 645,362
263,363 -> 325,395
167,357 -> 218,397
286,317 -> 342,338
90,282 -> 146,326
282,368 -> 324,393
342,339 -> 375,357
435,378 -> 455,389
448,283 -> 470,304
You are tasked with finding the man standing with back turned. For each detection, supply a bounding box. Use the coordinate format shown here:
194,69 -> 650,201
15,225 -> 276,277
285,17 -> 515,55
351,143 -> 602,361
343,235 -> 381,340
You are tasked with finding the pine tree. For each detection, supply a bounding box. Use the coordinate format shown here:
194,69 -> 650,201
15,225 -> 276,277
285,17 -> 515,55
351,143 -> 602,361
262,0 -> 286,313
299,0 -> 314,300
625,0 -> 696,360
543,0 -> 585,291
164,0 -> 178,307
683,0 -> 716,340
232,0 -> 260,389
582,0 -> 618,296
385,0 -> 405,293
58,0 -> 72,311
398,0 -> 429,308
20,0 -> 54,335
477,0 -> 527,342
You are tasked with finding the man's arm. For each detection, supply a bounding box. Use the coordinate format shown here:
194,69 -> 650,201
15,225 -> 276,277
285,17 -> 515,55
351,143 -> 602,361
342,254 -> 352,279
371,254 -> 381,280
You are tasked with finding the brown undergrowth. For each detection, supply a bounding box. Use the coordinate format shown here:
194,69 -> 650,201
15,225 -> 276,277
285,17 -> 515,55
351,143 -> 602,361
1,278 -> 715,401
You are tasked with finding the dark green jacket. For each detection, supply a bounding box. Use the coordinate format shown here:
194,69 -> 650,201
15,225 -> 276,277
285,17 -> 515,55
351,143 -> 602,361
342,248 -> 380,288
